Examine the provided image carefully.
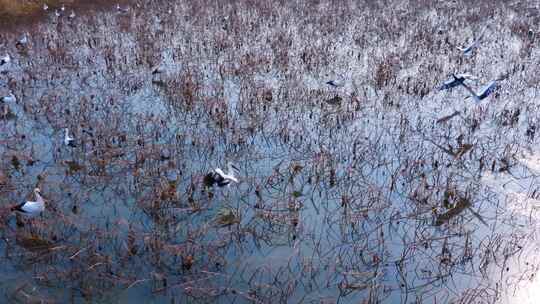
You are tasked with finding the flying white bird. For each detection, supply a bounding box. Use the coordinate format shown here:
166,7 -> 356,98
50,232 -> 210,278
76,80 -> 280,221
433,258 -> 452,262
460,77 -> 504,102
205,162 -> 240,187
0,54 -> 10,66
64,128 -> 76,147
1,92 -> 16,103
458,40 -> 479,55
11,188 -> 45,217
457,26 -> 488,55
326,80 -> 344,88
151,64 -> 166,75
438,73 -> 478,91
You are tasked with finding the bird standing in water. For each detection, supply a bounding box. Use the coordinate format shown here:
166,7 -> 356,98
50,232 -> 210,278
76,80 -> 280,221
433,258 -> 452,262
11,188 -> 45,217
204,162 -> 240,187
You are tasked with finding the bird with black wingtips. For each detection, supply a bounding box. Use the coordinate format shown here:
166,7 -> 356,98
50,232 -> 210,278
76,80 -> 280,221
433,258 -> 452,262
326,80 -> 344,88
457,25 -> 488,55
460,75 -> 506,102
438,73 -> 477,91
11,188 -> 45,217
1,92 -> 16,103
205,162 -> 240,188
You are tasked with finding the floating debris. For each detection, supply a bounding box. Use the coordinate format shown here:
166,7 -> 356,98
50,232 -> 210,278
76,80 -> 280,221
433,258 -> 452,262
435,195 -> 488,227
16,235 -> 54,252
215,207 -> 239,226
64,160 -> 85,174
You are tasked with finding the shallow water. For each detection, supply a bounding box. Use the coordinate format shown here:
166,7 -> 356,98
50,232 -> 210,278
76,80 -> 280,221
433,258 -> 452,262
1,0 -> 540,303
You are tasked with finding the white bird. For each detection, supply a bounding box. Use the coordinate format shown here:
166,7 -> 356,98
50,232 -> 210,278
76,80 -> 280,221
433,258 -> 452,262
1,92 -> 16,103
55,9 -> 61,17
61,4 -> 65,11
326,80 -> 344,88
438,73 -> 478,91
43,3 -> 48,10
457,26 -> 487,55
69,10 -> 76,18
458,40 -> 479,55
64,128 -> 76,147
151,64 -> 166,75
206,162 -> 240,187
0,54 -> 10,66
460,77 -> 504,102
11,188 -> 45,217
17,34 -> 28,46
326,73 -> 346,88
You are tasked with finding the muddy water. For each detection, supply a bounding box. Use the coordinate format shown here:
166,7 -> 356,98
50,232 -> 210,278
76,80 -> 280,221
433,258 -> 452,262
0,1 -> 539,303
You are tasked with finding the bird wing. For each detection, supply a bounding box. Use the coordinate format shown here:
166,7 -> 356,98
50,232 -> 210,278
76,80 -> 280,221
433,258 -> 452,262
214,168 -> 226,178
215,167 -> 238,183
476,25 -> 488,41
462,41 -> 476,53
19,201 -> 44,214
478,81 -> 497,99
228,176 -> 239,183
457,73 -> 478,80
217,180 -> 231,187
11,202 -> 26,212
